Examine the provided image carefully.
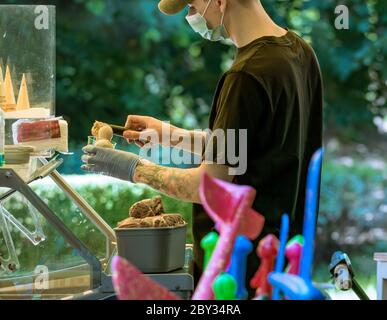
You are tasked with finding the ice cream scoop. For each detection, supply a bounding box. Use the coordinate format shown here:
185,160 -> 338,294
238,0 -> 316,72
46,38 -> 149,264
98,125 -> 113,141
94,139 -> 114,149
91,121 -> 106,137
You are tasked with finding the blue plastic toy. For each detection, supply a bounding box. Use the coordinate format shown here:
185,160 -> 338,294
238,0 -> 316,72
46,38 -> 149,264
226,235 -> 253,300
268,148 -> 326,300
272,213 -> 290,300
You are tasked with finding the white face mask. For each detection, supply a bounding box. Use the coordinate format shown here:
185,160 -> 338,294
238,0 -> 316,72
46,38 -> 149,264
185,0 -> 229,42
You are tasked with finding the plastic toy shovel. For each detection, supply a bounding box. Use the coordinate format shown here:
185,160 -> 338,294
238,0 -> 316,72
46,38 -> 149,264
192,173 -> 265,300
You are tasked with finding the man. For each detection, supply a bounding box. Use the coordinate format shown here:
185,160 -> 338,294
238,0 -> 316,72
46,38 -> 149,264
82,0 -> 323,299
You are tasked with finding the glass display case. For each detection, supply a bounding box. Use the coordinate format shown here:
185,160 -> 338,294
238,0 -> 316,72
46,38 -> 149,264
0,5 -> 55,120
0,5 -> 65,158
0,5 -> 116,300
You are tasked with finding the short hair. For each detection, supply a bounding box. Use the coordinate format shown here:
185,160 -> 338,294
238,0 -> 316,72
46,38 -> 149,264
203,0 -> 259,5
237,0 -> 259,6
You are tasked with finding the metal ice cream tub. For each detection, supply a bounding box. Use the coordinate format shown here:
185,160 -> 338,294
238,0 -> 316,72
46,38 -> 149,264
114,224 -> 187,273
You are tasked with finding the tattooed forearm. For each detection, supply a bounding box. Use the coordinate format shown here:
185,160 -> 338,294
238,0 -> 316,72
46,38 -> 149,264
133,159 -> 201,204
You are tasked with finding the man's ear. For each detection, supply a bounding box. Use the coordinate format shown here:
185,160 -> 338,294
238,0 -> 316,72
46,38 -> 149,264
216,0 -> 227,14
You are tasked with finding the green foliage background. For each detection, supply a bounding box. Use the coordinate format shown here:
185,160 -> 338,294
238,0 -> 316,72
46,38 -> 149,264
3,0 -> 385,144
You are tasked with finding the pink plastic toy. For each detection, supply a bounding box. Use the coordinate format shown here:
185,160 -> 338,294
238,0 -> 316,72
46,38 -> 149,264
111,255 -> 181,300
250,234 -> 279,299
285,235 -> 304,275
192,173 -> 265,300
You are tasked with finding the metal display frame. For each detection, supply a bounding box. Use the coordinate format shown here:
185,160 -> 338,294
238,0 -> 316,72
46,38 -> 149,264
0,157 -> 193,300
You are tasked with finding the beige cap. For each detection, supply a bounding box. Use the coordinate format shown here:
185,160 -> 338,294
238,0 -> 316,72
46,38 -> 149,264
158,0 -> 190,15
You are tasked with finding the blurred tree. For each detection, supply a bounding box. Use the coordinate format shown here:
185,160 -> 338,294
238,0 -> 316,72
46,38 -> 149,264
1,0 -> 385,145
274,0 -> 387,144
53,0 -> 230,141
0,1 -> 385,287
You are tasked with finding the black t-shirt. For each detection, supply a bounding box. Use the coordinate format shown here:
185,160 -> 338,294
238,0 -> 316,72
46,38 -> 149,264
192,30 -> 324,298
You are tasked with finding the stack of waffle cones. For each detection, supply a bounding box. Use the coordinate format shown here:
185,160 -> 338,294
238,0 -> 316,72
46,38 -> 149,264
0,65 -> 30,112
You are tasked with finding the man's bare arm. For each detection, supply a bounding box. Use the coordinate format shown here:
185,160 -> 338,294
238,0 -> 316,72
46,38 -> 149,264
133,159 -> 234,204
170,125 -> 208,155
124,115 -> 207,154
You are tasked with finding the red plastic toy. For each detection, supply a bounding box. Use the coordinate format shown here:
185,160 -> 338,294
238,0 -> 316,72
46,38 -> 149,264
250,234 -> 279,299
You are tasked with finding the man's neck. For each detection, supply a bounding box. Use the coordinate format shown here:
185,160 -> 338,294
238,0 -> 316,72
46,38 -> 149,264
227,2 -> 287,48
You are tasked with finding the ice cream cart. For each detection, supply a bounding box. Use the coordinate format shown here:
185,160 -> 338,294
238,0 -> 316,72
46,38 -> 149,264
0,5 -> 193,300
